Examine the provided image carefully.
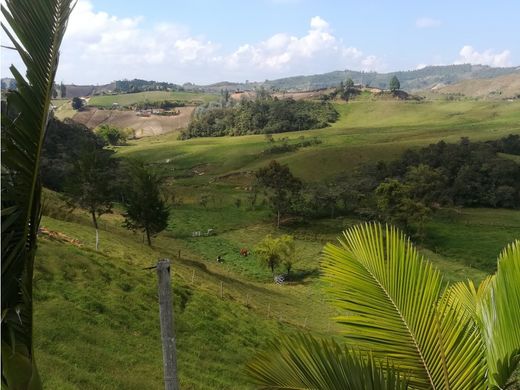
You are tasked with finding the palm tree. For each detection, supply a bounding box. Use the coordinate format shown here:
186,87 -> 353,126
247,223 -> 520,389
1,1 -> 74,388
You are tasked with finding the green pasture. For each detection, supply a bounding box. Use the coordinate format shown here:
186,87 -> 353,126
88,91 -> 218,107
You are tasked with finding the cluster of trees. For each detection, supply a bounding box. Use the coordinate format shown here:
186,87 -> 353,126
378,136 -> 520,209
114,79 -> 184,93
263,135 -> 322,154
254,136 -> 520,236
41,118 -> 169,249
180,96 -> 338,139
132,100 -> 185,110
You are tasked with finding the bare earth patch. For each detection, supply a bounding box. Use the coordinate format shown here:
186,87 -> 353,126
72,106 -> 195,137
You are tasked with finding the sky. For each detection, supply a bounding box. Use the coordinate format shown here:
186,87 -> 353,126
1,0 -> 519,85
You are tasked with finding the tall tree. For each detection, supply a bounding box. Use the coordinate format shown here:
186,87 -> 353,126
1,0 -> 74,388
389,75 -> 400,92
65,146 -> 117,251
60,81 -> 66,98
255,160 -> 302,228
122,160 -> 169,246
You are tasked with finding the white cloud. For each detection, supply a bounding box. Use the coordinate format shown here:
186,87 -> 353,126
456,45 -> 512,67
415,17 -> 441,28
1,2 -> 382,84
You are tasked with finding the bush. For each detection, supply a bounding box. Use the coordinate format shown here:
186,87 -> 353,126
95,124 -> 127,145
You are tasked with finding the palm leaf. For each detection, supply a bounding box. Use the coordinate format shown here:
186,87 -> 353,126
449,241 -> 520,389
321,223 -> 486,389
480,240 -> 520,388
246,333 -> 409,389
1,0 -> 74,387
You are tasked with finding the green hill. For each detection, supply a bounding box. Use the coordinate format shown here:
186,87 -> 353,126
199,64 -> 520,92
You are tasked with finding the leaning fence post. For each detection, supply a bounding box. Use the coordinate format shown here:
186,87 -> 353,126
156,259 -> 180,390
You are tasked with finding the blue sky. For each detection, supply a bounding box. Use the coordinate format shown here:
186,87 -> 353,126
2,0 -> 518,84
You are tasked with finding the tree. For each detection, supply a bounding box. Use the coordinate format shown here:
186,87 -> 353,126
255,234 -> 295,277
345,78 -> 354,89
247,223 -> 520,389
95,124 -> 127,146
255,160 -> 302,228
122,160 -> 169,246
60,81 -> 66,98
389,75 -> 400,92
375,178 -> 432,240
72,96 -> 84,110
41,118 -> 106,192
1,0 -> 74,387
65,146 -> 117,250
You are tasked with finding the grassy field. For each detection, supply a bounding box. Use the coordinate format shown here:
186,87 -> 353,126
88,91 -> 218,107
34,97 -> 519,388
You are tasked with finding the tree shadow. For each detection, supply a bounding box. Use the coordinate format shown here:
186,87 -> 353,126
285,267 -> 320,285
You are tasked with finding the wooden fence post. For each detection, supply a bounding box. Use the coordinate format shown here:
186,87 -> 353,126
156,259 -> 180,390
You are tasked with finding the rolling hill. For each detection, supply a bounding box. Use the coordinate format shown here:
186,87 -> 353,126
429,72 -> 520,99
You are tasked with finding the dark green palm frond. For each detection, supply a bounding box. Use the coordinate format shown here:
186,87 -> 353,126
246,333 -> 409,389
321,223 -> 486,389
449,241 -> 520,389
1,0 -> 74,388
481,240 -> 520,388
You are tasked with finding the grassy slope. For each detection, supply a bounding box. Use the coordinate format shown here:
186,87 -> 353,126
118,99 -> 520,181
88,91 -> 218,107
35,98 -> 520,387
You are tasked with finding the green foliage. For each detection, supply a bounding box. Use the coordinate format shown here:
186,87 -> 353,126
41,118 -> 106,191
122,160 -> 169,246
378,136 -> 520,209
255,161 -> 302,228
389,75 -> 401,91
250,223 -> 520,389
1,0 -> 74,387
64,146 -> 118,250
255,234 -> 295,275
71,96 -> 84,110
95,124 -> 127,146
181,97 -> 339,139
114,78 -> 183,93
247,334 -> 410,389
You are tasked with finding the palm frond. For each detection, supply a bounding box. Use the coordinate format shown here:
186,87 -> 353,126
480,240 -> 520,389
1,0 -> 74,387
321,223 -> 486,389
246,333 -> 409,389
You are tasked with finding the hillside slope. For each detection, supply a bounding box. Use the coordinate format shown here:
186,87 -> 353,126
430,72 -> 520,99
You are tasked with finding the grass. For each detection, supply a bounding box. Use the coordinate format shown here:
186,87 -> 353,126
88,91 -> 218,107
117,99 -> 520,182
34,204 -> 343,388
423,208 -> 520,273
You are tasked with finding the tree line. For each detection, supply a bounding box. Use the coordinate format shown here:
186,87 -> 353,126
253,135 -> 520,238
180,96 -> 338,139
